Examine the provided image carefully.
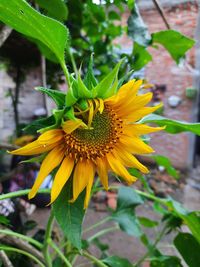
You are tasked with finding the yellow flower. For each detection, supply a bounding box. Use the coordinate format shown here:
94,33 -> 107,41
10,80 -> 163,208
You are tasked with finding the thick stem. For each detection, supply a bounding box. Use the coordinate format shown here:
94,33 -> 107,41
60,61 -> 71,89
43,209 -> 54,267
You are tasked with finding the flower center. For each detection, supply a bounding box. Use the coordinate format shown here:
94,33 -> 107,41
65,105 -> 123,161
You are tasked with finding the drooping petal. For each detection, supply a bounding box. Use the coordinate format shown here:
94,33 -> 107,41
96,157 -> 109,190
62,119 -> 87,134
113,148 -> 149,174
107,153 -> 137,184
119,135 -> 154,154
28,146 -> 65,199
70,160 -> 95,203
124,124 -> 165,136
9,140 -> 60,156
38,129 -> 64,144
50,156 -> 74,204
84,174 -> 94,209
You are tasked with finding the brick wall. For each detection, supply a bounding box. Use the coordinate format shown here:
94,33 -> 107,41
119,2 -> 198,168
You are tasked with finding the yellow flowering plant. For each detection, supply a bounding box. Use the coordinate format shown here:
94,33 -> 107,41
1,1 -> 200,267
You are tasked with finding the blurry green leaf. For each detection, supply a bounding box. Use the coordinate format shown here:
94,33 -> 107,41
84,55 -> 98,91
140,114 -> 200,135
53,180 -> 85,250
20,154 -> 46,164
152,30 -> 195,63
116,186 -> 144,211
108,11 -> 121,20
150,255 -> 182,267
35,0 -> 68,22
0,215 -> 10,226
138,217 -> 158,228
112,210 -> 142,237
36,87 -> 66,108
92,238 -> 109,252
128,3 -> 151,47
132,42 -> 152,70
174,233 -> 200,267
152,155 -> 179,179
128,0 -> 135,10
0,0 -> 68,64
103,256 -> 132,267
23,116 -> 55,134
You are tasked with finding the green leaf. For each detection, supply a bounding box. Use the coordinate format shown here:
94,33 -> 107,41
0,215 -> 10,226
23,116 -> 55,134
138,217 -> 158,228
108,11 -> 121,21
77,74 -> 93,98
127,0 -> 135,10
140,114 -> 200,135
65,89 -> 78,108
116,186 -> 144,211
112,210 -> 142,237
150,255 -> 182,267
94,60 -> 123,98
132,42 -> 152,70
103,256 -> 132,267
152,155 -> 179,179
53,180 -> 85,250
83,55 -> 98,91
20,154 -> 46,164
38,109 -> 64,133
174,233 -> 200,267
35,0 -> 68,22
128,3 -> 151,47
36,87 -> 66,108
152,30 -> 195,63
0,0 -> 68,64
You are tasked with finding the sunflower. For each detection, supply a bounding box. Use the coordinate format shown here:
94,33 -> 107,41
10,78 -> 163,208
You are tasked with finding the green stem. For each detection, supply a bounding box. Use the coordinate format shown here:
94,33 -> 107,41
88,225 -> 119,242
43,209 -> 54,267
60,61 -> 71,88
82,251 -> 108,267
49,240 -> 72,267
0,246 -> 45,267
84,216 -> 111,233
0,229 -> 42,249
67,48 -> 78,77
135,225 -> 168,267
0,188 -> 50,201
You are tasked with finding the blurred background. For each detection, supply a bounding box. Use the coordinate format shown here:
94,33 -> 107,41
0,0 -> 200,265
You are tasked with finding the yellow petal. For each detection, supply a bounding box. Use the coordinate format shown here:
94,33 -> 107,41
98,98 -> 104,114
9,140 -> 59,156
106,153 -> 137,184
119,135 -> 154,154
113,148 -> 149,174
50,156 -> 74,204
62,119 -> 87,134
115,93 -> 153,119
96,157 -> 109,190
70,160 -> 95,203
124,103 -> 163,122
124,124 -> 165,136
84,174 -> 94,209
38,129 -> 64,144
28,146 -> 65,199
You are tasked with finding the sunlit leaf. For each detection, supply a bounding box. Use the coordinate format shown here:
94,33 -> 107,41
132,42 -> 152,70
152,30 -> 195,63
140,114 -> 200,135
0,0 -> 68,64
